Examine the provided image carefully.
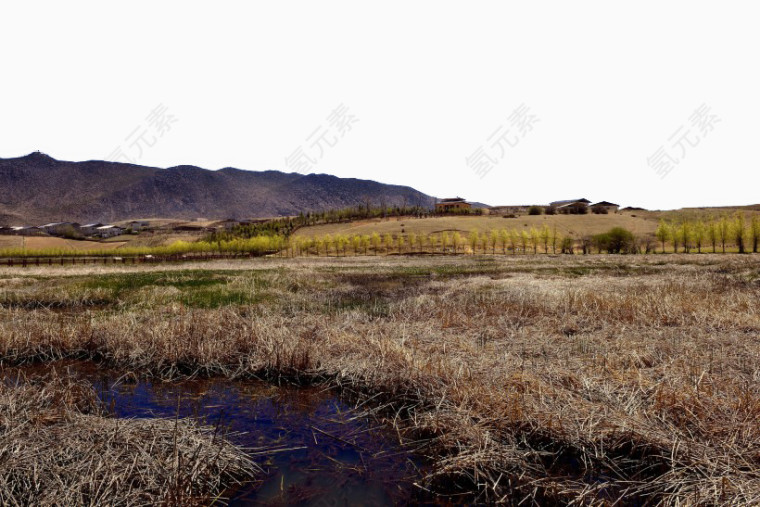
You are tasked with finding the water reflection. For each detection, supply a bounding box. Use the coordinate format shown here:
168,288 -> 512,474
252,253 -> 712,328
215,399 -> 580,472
4,361 -> 434,506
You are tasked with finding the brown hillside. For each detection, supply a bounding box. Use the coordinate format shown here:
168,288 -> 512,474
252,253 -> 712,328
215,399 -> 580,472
0,153 -> 434,224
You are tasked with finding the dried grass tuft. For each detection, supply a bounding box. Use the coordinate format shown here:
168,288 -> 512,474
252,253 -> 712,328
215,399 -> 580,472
0,372 -> 258,506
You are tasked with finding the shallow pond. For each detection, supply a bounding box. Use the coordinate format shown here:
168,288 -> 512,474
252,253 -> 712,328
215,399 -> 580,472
3,361 -> 437,506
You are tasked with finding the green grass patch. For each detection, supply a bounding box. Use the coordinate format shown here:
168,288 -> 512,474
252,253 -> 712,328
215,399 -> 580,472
178,288 -> 274,309
76,269 -> 278,308
80,270 -> 248,295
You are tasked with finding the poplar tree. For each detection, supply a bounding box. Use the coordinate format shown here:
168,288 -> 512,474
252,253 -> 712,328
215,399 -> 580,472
693,220 -> 706,253
679,221 -> 693,253
408,232 -> 418,254
489,230 -> 499,254
529,227 -> 540,254
655,219 -> 670,253
509,229 -> 519,254
468,230 -> 479,254
550,226 -> 559,254
718,215 -> 730,253
750,216 -> 760,253
539,225 -> 550,254
520,230 -> 530,254
416,233 -> 426,253
440,232 -> 450,254
452,232 -> 462,254
732,213 -> 746,254
370,233 -> 381,255
706,220 -> 718,253
499,229 -> 509,254
479,232 -> 489,254
382,233 -> 394,254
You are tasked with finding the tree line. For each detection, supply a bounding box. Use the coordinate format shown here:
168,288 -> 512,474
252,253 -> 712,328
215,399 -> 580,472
655,213 -> 760,254
204,203 -> 436,242
287,226 -> 606,257
0,236 -> 286,259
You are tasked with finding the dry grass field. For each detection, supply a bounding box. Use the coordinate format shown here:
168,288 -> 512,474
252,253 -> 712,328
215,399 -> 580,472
293,212 -> 660,240
0,231 -> 203,253
292,206 -> 760,243
100,230 -> 205,247
1,254 -> 759,504
0,236 -> 127,251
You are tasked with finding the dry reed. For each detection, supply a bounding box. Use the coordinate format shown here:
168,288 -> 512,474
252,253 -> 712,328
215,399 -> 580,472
1,253 -> 759,504
0,371 -> 258,506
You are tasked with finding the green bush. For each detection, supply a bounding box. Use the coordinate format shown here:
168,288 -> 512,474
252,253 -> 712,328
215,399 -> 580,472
593,227 -> 636,254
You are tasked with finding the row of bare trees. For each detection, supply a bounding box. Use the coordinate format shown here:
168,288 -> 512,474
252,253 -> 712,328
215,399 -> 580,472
655,213 -> 760,253
287,226 -> 579,257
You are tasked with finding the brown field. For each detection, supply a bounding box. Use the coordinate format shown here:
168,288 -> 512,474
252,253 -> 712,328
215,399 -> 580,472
0,236 -> 126,251
100,230 -> 205,247
293,206 -> 760,242
0,231 -> 203,252
293,212 -> 661,239
1,254 -> 759,504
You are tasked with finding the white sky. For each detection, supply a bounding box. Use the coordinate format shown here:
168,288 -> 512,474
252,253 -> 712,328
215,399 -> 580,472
1,1 -> 758,210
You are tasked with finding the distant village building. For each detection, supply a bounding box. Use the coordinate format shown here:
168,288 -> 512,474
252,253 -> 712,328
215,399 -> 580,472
38,222 -> 81,237
490,205 -> 537,215
4,226 -> 44,236
94,225 -> 125,238
127,221 -> 150,232
591,201 -> 620,213
80,223 -> 104,236
549,199 -> 590,214
436,197 -> 472,213
490,198 -> 624,216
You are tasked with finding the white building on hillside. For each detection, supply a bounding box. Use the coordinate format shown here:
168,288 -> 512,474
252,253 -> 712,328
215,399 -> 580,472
95,225 -> 125,238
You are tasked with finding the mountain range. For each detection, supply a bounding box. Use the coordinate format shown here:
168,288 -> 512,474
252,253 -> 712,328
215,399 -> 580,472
0,152 -> 436,224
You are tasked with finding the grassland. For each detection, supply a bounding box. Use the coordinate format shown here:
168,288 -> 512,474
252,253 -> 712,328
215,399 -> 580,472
0,236 -> 127,251
292,211 -> 660,240
1,255 -> 759,504
292,207 -> 760,241
0,229 -> 204,253
100,230 -> 206,247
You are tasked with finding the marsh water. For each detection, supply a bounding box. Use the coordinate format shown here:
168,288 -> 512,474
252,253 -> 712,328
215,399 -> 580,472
3,361 -> 435,506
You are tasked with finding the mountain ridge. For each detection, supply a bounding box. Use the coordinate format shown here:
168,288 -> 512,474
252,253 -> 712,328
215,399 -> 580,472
0,153 -> 436,224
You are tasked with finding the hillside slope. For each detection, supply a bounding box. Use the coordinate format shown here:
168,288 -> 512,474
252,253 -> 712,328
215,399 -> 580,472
292,212 -> 662,239
0,153 -> 434,224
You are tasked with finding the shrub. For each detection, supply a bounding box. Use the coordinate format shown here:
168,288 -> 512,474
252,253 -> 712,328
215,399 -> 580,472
593,227 -> 636,254
528,206 -> 543,216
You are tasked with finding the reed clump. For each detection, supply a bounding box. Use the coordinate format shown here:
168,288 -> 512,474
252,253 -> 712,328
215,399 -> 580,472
0,371 -> 258,506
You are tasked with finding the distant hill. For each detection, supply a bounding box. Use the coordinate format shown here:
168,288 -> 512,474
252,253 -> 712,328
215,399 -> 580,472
0,153 -> 435,224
